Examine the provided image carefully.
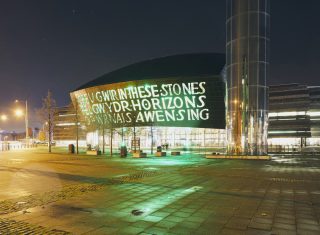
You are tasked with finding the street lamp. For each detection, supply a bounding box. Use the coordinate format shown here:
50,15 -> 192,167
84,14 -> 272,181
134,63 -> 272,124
14,100 -> 29,141
14,109 -> 24,117
1,114 -> 8,122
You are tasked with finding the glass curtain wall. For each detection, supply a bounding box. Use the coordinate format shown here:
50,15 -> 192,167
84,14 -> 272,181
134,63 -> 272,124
226,0 -> 270,155
87,127 -> 225,155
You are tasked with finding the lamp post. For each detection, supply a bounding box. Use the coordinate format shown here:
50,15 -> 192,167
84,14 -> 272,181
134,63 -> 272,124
0,114 -> 7,142
15,100 -> 29,141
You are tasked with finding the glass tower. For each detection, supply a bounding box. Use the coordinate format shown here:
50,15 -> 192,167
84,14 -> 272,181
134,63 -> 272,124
226,0 -> 270,155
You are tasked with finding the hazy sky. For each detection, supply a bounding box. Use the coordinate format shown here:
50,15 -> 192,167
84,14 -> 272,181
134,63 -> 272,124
0,0 -> 319,130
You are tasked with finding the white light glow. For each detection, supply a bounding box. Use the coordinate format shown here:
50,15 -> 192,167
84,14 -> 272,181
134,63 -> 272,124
307,111 -> 320,117
14,109 -> 24,117
0,114 -> 8,121
56,122 -> 78,126
58,114 -> 76,117
269,111 -> 320,118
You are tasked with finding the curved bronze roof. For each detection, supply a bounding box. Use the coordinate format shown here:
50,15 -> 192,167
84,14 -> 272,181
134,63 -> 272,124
76,53 -> 225,90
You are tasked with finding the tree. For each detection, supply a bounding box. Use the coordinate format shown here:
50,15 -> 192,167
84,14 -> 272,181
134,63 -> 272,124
73,100 -> 80,154
98,113 -> 115,156
130,111 -> 141,153
38,91 -> 56,153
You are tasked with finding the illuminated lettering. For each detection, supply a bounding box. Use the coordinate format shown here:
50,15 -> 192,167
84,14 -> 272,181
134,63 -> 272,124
200,109 -> 209,120
185,96 -> 196,108
74,80 -> 213,127
144,111 -> 155,122
112,102 -> 122,112
198,95 -> 206,108
199,82 -> 206,94
164,110 -> 175,121
182,83 -> 192,95
151,85 -> 159,97
118,89 -> 127,100
155,110 -> 165,122
172,83 -> 182,95
131,99 -> 141,111
101,90 -> 111,101
177,110 -> 185,121
120,100 -> 131,111
92,103 -> 104,114
138,86 -> 147,98
96,91 -> 103,102
173,97 -> 183,109
141,99 -> 152,110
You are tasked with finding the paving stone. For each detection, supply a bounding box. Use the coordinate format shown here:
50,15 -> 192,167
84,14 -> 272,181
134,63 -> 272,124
220,228 -> 246,235
274,217 -> 296,225
169,224 -> 196,235
144,226 -> 170,235
296,218 -> 319,225
252,217 -> 273,225
171,211 -> 190,218
272,222 -> 296,231
142,215 -> 163,223
245,228 -> 273,235
271,228 -> 297,235
297,223 -> 320,231
297,229 -> 320,235
165,215 -> 185,223
275,213 -> 295,220
150,211 -> 171,218
225,217 -> 251,230
87,226 -> 119,235
248,221 -> 272,231
155,220 -> 177,229
117,226 -> 145,235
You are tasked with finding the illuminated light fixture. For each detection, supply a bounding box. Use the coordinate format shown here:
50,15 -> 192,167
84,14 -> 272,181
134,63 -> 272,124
269,111 -> 320,118
307,111 -> 320,117
269,130 -> 310,134
269,111 -> 306,117
58,114 -> 76,117
14,109 -> 24,117
56,122 -> 77,126
0,114 -> 8,121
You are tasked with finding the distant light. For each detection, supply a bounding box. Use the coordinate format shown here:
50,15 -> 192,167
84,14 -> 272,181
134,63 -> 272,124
1,114 -> 8,121
15,109 -> 24,117
56,122 -> 77,126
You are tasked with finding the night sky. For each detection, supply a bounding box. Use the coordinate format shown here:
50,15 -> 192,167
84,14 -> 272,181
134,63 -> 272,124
1,0 -> 320,131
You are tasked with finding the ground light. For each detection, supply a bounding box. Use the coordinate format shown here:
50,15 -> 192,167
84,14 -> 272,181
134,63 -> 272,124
14,99 -> 29,141
131,186 -> 203,217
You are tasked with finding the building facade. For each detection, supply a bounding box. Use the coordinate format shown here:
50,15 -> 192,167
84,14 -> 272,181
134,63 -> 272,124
70,53 -> 227,153
53,104 -> 86,146
66,52 -> 319,154
268,84 -> 320,152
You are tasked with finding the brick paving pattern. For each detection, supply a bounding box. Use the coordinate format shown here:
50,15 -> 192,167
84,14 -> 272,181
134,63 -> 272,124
0,149 -> 319,234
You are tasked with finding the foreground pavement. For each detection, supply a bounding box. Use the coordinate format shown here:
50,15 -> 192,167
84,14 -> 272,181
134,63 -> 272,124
0,148 -> 319,235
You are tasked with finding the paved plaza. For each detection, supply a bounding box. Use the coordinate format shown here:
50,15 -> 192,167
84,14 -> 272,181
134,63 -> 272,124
0,148 -> 319,234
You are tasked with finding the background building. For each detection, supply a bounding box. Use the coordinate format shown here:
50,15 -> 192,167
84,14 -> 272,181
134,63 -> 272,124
53,104 -> 86,147
268,84 -> 320,152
